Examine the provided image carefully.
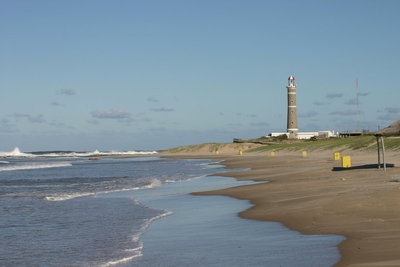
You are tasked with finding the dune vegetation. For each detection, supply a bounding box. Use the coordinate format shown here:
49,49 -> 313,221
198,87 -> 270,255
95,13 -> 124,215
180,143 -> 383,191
164,135 -> 400,154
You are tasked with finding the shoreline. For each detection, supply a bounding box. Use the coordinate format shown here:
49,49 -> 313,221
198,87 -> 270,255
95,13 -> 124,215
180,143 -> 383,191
161,150 -> 400,267
128,162 -> 342,266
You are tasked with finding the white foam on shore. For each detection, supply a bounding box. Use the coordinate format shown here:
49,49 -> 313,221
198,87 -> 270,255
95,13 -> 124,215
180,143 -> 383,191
45,188 -> 140,202
45,180 -> 166,202
103,255 -> 142,266
37,150 -> 158,158
0,147 -> 33,157
131,210 -> 174,243
0,147 -> 158,158
0,162 -> 72,172
145,179 -> 162,188
44,192 -> 96,201
100,209 -> 173,267
101,251 -> 143,267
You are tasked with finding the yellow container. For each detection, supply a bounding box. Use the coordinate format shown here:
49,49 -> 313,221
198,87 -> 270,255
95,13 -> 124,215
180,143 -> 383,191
302,151 -> 307,158
341,156 -> 351,168
215,150 -> 220,155
334,152 -> 341,161
270,151 -> 276,157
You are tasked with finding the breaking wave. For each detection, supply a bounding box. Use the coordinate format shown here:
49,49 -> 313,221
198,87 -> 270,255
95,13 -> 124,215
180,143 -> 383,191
101,210 -> 173,267
0,162 -> 72,172
0,147 -> 32,157
0,147 -> 158,158
44,179 -> 165,202
146,179 -> 162,188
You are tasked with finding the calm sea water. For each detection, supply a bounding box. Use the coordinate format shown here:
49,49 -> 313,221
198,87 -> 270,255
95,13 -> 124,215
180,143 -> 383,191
0,151 -> 344,266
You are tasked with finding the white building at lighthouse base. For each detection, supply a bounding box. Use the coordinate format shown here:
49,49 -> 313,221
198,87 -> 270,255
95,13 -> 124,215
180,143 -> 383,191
268,130 -> 336,140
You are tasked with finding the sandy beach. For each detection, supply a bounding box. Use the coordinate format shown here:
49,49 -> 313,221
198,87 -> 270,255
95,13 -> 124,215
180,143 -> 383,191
162,147 -> 400,266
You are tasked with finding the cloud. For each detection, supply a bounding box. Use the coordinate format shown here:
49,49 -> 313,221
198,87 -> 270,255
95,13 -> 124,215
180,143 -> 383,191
330,110 -> 361,116
12,113 -> 46,123
357,92 -> 368,97
0,118 -> 17,133
236,113 -> 257,118
299,111 -> 319,118
227,122 -> 243,127
51,101 -> 64,107
86,119 -> 100,125
326,93 -> 343,99
91,109 -> 132,119
148,126 -> 166,132
49,121 -> 74,129
151,107 -> 174,112
250,122 -> 269,127
344,98 -> 358,105
313,101 -> 326,106
147,96 -> 159,103
58,88 -> 76,96
344,92 -> 368,105
383,107 -> 400,113
377,113 -> 398,122
376,107 -> 400,121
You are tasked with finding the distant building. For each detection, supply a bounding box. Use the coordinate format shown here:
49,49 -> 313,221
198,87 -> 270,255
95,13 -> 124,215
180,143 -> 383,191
269,131 -> 336,139
338,131 -> 363,138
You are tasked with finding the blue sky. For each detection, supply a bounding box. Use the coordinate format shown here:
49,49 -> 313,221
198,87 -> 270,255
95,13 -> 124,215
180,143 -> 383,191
1,0 -> 400,151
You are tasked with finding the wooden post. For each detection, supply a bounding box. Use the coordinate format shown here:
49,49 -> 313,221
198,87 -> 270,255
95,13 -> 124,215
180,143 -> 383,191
376,135 -> 381,169
381,137 -> 386,171
376,135 -> 386,171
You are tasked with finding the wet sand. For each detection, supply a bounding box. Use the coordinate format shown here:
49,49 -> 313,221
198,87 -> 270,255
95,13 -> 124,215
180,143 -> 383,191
128,176 -> 342,266
163,150 -> 400,266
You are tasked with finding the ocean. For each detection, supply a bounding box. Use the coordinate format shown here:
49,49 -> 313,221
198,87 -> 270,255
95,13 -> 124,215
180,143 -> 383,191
0,148 -> 344,266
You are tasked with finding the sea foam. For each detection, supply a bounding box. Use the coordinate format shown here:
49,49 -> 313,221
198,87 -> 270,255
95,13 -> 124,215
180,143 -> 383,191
100,209 -> 173,267
0,162 -> 72,172
44,180 -> 165,202
0,147 -> 158,158
0,147 -> 33,157
102,254 -> 143,267
44,192 -> 96,201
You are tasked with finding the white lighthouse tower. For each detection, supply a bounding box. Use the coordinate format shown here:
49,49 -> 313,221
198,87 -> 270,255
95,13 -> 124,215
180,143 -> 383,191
286,75 -> 298,138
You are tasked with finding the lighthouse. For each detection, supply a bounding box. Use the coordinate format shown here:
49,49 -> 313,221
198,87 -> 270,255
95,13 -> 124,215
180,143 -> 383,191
286,76 -> 298,138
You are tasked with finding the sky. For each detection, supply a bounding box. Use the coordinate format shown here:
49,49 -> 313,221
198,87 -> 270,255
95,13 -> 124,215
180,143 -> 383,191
1,0 -> 400,151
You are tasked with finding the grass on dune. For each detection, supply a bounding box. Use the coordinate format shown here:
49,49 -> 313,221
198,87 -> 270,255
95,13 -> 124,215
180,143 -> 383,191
247,135 -> 400,152
164,135 -> 400,153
